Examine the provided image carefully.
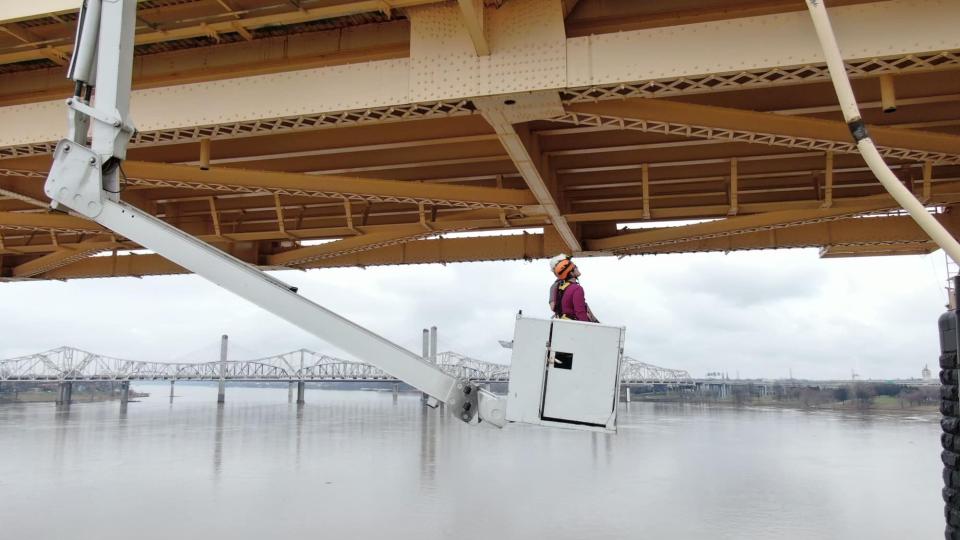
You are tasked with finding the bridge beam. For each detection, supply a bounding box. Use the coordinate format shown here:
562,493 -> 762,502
475,95 -> 581,253
562,98 -> 960,164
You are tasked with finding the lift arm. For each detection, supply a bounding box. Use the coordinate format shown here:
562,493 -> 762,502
43,0 -> 506,427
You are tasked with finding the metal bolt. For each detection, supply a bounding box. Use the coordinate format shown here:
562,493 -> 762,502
461,413 -> 470,421
63,145 -> 70,152
462,402 -> 471,411
89,157 -> 96,165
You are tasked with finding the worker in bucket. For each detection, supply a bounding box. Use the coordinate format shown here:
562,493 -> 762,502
548,254 -> 599,323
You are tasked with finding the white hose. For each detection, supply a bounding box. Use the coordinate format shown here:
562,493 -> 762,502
805,0 -> 960,264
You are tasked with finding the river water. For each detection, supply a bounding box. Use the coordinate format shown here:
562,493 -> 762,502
0,385 -> 942,540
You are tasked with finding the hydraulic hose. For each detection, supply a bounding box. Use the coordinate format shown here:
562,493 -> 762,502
805,0 -> 960,264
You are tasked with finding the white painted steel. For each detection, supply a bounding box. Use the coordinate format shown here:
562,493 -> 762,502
806,0 -> 960,265
541,319 -> 622,429
39,0 -> 509,425
505,316 -> 551,425
90,0 -> 137,196
67,0 -> 101,85
505,316 -> 625,432
92,198 -> 472,406
44,141 -> 106,217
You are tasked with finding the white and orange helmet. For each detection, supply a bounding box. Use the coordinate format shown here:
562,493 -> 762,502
549,253 -> 575,280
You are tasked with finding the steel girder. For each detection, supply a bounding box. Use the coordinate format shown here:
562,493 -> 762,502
1,1 -> 957,158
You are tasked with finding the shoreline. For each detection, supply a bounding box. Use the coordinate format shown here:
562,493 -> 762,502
0,389 -> 149,404
630,394 -> 939,414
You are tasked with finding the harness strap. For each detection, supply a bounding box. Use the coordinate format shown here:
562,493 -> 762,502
553,280 -> 572,318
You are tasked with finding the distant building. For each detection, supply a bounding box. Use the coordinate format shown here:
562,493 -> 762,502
923,364 -> 932,380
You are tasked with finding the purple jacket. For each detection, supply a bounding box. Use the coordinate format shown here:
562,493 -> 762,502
560,281 -> 591,322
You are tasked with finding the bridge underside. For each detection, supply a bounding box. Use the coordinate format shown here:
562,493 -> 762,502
0,0 -> 958,280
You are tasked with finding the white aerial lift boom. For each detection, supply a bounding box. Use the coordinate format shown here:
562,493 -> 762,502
44,0 -> 627,433
43,0 -> 960,433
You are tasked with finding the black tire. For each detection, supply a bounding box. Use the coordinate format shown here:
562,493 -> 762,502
946,386 -> 960,401
945,418 -> 960,435
946,353 -> 960,370
948,525 -> 960,540
945,451 -> 960,468
944,370 -> 960,386
947,487 -> 960,508
948,507 -> 960,527
946,487 -> 960,506
943,400 -> 960,417
945,468 -> 960,489
944,434 -> 960,453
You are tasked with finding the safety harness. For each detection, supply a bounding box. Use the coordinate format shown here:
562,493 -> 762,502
553,280 -> 574,319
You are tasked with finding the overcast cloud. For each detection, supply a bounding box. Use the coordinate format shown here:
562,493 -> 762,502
0,248 -> 950,380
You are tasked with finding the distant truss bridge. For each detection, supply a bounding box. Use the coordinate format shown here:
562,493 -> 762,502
0,347 -> 693,385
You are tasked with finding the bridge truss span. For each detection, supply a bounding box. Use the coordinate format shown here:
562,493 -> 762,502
0,347 -> 687,385
621,356 -> 693,386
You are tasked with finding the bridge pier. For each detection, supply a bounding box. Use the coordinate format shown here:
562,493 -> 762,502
119,381 -> 129,413
420,326 -> 438,404
288,381 -> 295,403
217,334 -> 228,404
296,381 -> 305,405
56,381 -> 72,405
170,380 -> 175,401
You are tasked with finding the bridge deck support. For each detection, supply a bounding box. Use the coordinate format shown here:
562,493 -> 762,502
170,380 -> 175,400
217,334 -> 227,404
120,381 -> 130,405
288,381 -> 295,403
296,381 -> 305,405
57,381 -> 72,405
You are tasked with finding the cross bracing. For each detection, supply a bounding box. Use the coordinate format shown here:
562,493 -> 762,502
1,0 -> 959,279
0,346 -> 691,385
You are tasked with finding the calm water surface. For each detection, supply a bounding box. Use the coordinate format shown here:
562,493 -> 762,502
0,385 -> 942,540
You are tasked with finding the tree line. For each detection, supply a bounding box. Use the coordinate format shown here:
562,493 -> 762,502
726,382 -> 938,409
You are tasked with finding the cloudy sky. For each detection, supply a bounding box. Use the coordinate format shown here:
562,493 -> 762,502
0,245 -> 950,380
